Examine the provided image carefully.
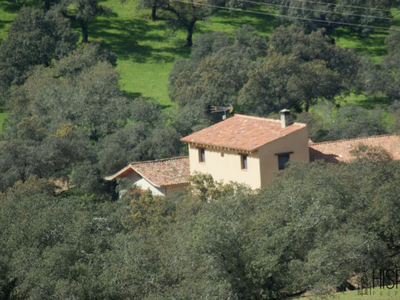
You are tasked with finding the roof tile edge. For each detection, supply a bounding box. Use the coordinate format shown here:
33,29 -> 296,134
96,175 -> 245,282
129,156 -> 189,165
309,134 -> 400,146
184,124 -> 308,152
234,114 -> 306,126
104,156 -> 189,182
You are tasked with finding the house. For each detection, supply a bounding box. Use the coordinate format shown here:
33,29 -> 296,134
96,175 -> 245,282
104,156 -> 190,197
180,110 -> 309,189
105,110 -> 400,196
105,110 -> 309,194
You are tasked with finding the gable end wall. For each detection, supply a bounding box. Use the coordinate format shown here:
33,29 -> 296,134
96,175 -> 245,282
258,126 -> 309,187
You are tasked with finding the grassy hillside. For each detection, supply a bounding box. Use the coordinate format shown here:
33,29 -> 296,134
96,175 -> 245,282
90,0 -> 396,106
0,0 -> 398,108
302,289 -> 399,300
88,0 -> 277,106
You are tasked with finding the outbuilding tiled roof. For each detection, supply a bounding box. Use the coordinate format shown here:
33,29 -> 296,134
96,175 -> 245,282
104,156 -> 190,187
181,114 -> 306,152
309,134 -> 400,163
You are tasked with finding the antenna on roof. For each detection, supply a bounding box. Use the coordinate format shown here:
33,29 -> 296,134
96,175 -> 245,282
210,104 -> 234,120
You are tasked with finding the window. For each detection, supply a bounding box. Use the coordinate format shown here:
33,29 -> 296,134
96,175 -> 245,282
277,154 -> 290,170
241,154 -> 248,170
199,148 -> 205,163
275,151 -> 293,170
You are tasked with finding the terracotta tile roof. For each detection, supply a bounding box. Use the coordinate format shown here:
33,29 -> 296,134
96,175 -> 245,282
104,156 -> 190,187
181,114 -> 307,152
309,134 -> 400,163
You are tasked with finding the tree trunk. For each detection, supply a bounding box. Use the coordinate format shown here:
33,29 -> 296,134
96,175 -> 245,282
44,0 -> 51,11
305,100 -> 310,112
185,19 -> 196,47
81,22 -> 89,43
151,2 -> 157,21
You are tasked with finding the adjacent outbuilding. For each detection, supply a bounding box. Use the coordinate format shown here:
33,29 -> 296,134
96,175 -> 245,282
104,156 -> 190,196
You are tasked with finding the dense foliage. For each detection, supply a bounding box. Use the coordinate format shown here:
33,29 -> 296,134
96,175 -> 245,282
2,158 -> 400,298
0,39 -> 182,193
138,0 -> 229,46
273,0 -> 396,35
0,7 -> 78,104
169,25 -> 360,118
169,26 -> 400,139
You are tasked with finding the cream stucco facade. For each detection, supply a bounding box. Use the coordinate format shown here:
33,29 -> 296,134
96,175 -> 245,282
188,145 -> 262,189
188,126 -> 309,189
189,145 -> 261,188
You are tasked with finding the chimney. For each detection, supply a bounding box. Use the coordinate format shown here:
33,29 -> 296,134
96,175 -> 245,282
279,109 -> 292,128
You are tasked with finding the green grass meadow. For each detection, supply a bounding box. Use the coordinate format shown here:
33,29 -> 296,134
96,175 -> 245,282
0,0 -> 399,108
88,0 -> 278,106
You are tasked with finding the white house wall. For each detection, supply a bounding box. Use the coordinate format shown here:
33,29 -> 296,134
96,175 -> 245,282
126,171 -> 166,196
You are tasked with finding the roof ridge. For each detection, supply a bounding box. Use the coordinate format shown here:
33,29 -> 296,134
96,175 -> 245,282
309,134 -> 399,146
130,156 -> 189,165
234,114 -> 305,126
234,114 -> 279,122
181,113 -> 307,151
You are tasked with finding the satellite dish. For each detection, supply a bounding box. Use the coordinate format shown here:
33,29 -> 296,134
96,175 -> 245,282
210,104 -> 233,120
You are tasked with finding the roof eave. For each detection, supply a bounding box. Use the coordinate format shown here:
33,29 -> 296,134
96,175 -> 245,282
105,167 -> 183,188
104,165 -> 134,181
160,181 -> 190,188
183,141 -> 258,154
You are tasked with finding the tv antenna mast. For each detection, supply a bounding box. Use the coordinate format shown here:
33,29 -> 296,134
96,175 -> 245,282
210,104 -> 234,120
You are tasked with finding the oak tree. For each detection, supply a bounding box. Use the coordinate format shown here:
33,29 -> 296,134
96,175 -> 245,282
0,7 -> 78,90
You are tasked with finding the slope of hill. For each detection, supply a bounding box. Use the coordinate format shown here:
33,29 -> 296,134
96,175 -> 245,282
0,0 -> 398,108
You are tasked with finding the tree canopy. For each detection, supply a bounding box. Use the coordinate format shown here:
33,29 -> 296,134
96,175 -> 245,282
274,0 -> 396,35
3,158 -> 400,298
0,42 -> 182,194
59,0 -> 111,43
7,48 -> 128,141
0,6 -> 78,104
139,0 -> 227,46
169,26 -> 360,136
